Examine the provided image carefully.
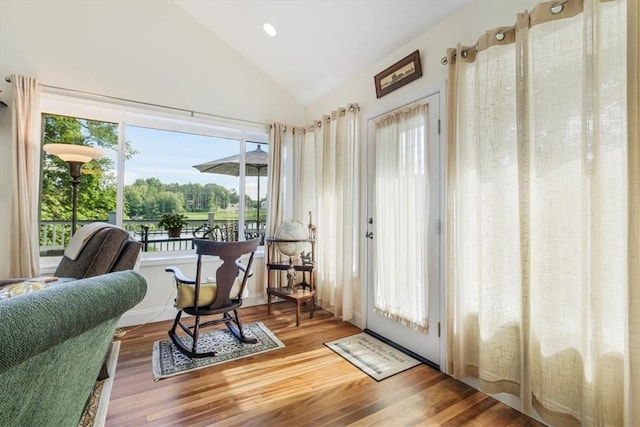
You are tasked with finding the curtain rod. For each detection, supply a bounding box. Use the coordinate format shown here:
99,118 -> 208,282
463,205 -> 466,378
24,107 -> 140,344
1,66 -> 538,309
440,0 -> 573,65
4,76 -> 267,128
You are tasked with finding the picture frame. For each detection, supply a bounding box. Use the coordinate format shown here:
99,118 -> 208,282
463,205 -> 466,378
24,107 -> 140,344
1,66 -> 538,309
374,50 -> 422,99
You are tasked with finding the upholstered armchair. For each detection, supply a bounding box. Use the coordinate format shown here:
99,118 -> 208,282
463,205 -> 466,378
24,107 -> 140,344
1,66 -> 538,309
54,223 -> 141,279
1,223 -> 141,286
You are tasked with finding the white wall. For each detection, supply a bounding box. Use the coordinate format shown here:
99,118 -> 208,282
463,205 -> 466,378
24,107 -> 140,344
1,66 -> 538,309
38,253 -> 268,327
306,0 -> 539,121
0,1 -> 304,299
0,0 -> 304,125
304,0 -> 540,327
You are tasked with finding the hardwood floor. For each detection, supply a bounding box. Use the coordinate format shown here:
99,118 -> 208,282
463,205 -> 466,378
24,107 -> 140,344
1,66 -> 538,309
107,303 -> 544,426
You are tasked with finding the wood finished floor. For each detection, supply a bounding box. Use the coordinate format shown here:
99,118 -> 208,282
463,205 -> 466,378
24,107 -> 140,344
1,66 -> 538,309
107,303 -> 544,426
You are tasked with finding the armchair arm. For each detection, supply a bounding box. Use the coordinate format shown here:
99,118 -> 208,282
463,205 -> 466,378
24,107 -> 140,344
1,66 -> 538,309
165,267 -> 195,284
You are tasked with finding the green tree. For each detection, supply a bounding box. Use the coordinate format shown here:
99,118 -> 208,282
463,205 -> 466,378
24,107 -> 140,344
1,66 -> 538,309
41,115 -> 137,229
42,116 -> 115,221
156,191 -> 185,215
206,183 -> 230,211
229,190 -> 239,205
124,182 -> 147,218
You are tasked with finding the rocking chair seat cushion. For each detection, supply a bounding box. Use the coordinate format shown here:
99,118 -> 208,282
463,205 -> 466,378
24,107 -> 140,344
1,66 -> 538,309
175,278 -> 241,308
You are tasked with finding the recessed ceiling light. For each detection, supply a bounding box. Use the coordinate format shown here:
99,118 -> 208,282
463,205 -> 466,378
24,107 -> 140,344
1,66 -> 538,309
263,22 -> 277,37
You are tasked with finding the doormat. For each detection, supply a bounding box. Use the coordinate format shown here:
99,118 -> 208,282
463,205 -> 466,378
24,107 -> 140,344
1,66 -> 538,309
79,340 -> 120,427
324,333 -> 421,381
152,322 -> 284,380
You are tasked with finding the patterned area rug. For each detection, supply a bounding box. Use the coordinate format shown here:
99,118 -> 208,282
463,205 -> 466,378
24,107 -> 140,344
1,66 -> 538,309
324,333 -> 421,381
152,322 -> 284,380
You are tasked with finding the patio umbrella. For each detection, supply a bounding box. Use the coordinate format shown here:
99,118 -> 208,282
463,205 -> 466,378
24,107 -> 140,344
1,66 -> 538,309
193,144 -> 268,228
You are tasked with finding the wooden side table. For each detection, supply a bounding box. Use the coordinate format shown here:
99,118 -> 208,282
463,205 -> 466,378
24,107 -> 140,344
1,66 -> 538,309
265,238 -> 315,326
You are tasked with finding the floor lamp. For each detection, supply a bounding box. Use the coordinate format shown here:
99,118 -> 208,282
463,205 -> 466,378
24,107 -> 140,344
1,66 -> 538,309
43,143 -> 103,236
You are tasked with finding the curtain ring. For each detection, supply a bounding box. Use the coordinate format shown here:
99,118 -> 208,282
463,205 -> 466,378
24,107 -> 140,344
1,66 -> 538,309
550,0 -> 568,14
441,56 -> 448,65
496,31 -> 505,41
461,50 -> 468,58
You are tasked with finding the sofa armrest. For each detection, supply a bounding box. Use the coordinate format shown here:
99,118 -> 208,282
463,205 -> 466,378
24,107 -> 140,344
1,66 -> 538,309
0,271 -> 146,374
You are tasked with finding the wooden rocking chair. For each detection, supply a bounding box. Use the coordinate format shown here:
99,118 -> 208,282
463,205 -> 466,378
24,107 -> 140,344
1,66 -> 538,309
165,239 -> 259,358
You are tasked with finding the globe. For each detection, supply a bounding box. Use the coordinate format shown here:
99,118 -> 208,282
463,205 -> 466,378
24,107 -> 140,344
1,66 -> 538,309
275,219 -> 307,257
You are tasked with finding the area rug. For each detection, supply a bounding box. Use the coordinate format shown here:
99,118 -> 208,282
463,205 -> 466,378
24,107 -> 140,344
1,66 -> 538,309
324,333 -> 421,381
78,340 -> 120,427
152,322 -> 284,380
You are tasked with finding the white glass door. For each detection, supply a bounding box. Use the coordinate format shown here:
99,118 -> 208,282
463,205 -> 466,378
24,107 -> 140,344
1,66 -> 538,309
365,92 -> 442,365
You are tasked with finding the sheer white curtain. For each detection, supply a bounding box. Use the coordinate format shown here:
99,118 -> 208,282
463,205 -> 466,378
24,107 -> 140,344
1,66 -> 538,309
266,123 -> 292,240
628,1 -> 640,424
266,123 -> 294,290
9,75 -> 41,277
312,106 -> 360,321
293,127 -> 317,222
446,0 -> 638,425
270,105 -> 360,321
373,103 -> 430,331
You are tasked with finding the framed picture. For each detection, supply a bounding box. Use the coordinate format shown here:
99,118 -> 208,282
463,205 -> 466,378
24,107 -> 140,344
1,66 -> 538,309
374,50 -> 422,98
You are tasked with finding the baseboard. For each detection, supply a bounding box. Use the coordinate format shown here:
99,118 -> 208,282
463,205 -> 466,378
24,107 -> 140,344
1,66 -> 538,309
350,310 -> 364,329
118,293 -> 269,327
118,306 -> 175,327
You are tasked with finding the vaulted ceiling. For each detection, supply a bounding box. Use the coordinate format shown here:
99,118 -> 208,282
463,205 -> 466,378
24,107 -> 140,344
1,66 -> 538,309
175,0 -> 470,105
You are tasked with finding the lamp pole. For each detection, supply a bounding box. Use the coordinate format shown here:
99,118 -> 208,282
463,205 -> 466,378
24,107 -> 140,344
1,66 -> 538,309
68,161 -> 83,236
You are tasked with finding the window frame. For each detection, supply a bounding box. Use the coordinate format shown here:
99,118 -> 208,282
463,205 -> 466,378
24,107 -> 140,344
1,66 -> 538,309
39,93 -> 269,260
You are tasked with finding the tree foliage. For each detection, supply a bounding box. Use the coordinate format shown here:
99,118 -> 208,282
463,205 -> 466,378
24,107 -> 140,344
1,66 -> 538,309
41,115 -> 121,221
123,178 -> 236,218
41,114 -> 252,223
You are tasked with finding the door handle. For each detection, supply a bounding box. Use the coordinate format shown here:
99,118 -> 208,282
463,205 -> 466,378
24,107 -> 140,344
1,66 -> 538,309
365,231 -> 374,239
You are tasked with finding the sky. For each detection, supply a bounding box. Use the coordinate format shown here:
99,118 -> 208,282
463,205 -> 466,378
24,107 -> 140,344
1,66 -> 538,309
122,125 -> 267,199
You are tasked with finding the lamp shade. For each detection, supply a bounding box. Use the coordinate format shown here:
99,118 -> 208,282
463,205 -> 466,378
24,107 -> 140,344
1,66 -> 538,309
43,143 -> 103,163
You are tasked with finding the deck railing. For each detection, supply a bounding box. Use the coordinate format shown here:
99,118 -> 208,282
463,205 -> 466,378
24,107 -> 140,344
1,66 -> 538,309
39,219 -> 265,255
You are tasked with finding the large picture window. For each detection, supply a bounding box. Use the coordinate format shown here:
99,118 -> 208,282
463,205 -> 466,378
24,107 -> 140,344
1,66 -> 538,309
39,96 -> 268,256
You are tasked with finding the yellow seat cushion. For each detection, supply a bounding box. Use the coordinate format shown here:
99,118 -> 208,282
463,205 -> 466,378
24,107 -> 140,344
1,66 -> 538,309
174,278 -> 242,309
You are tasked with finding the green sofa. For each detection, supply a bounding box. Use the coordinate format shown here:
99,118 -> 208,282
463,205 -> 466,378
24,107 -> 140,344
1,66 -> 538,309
0,271 -> 147,427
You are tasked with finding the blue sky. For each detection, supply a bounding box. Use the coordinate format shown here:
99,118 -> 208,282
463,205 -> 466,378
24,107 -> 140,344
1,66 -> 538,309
123,126 -> 267,198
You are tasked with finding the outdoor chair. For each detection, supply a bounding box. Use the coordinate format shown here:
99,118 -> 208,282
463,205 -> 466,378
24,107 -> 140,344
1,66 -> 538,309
192,222 -> 239,242
165,239 -> 259,358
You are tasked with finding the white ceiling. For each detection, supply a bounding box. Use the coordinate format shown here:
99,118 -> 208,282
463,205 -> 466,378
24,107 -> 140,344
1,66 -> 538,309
174,0 -> 470,105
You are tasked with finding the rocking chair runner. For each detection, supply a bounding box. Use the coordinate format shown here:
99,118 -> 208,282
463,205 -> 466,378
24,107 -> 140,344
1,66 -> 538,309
165,239 -> 259,358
